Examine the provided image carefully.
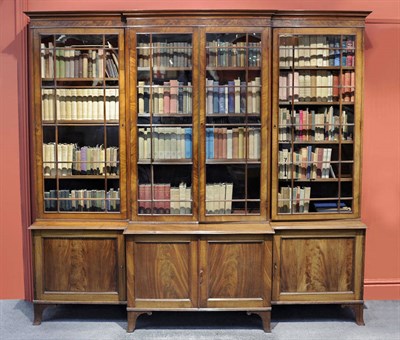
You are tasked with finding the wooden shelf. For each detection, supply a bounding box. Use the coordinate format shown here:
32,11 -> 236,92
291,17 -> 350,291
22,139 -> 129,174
42,120 -> 119,126
279,66 -> 355,70
278,178 -> 352,182
206,113 -> 260,117
278,140 -> 353,144
138,160 -> 192,165
206,159 -> 261,164
279,101 -> 354,106
138,114 -> 192,118
206,66 -> 261,71
44,175 -> 119,179
137,67 -> 192,71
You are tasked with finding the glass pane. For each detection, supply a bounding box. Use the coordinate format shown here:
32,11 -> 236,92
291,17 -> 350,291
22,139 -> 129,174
206,74 -> 260,115
279,69 -> 340,103
57,126 -> 105,176
55,88 -> 105,121
44,179 -> 57,212
107,179 -> 120,212
59,179 -> 106,212
206,125 -> 260,160
151,34 -> 192,69
342,35 -> 356,67
206,33 -> 261,68
43,127 -> 56,177
54,48 -> 105,79
41,35 -> 55,79
206,164 -> 245,215
137,165 -> 192,215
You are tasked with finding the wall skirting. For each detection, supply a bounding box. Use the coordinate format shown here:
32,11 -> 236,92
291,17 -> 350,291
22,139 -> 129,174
364,279 -> 400,300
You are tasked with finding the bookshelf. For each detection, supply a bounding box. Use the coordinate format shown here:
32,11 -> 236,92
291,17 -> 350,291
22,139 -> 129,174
27,10 -> 369,332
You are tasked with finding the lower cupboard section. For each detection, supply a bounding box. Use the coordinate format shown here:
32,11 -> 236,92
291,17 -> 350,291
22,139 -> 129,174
271,227 -> 366,326
32,230 -> 126,305
30,226 -> 366,330
126,234 -> 273,332
272,229 -> 365,303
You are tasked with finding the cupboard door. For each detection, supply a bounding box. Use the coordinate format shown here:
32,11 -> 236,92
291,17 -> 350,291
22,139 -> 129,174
127,236 -> 198,309
33,230 -> 125,302
199,235 -> 272,308
272,229 -> 365,303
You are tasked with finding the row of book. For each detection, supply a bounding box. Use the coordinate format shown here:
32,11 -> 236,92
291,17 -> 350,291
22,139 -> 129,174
41,42 -> 119,78
279,36 -> 355,67
43,143 -> 119,176
137,42 -> 192,68
205,183 -> 234,214
138,183 -> 191,215
42,88 -> 119,121
206,41 -> 261,67
206,77 -> 261,114
138,128 -> 192,160
278,147 -> 333,180
279,71 -> 355,102
206,127 -> 260,160
138,80 -> 192,115
278,107 -> 351,142
44,188 -> 120,212
278,186 -> 311,213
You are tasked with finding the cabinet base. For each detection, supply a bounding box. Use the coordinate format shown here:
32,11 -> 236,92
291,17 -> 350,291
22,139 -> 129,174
342,303 -> 365,326
33,303 -> 52,325
127,310 -> 271,333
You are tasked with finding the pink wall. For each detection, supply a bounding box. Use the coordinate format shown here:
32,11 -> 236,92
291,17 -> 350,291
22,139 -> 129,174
0,0 -> 399,300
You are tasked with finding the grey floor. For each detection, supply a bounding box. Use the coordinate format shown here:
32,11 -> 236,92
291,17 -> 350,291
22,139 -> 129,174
0,300 -> 399,340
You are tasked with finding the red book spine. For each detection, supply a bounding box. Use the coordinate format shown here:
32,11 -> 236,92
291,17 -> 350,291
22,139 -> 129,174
342,72 -> 351,102
164,184 -> 171,214
169,79 -> 178,114
154,184 -> 162,214
333,74 -> 339,100
144,184 -> 151,214
138,184 -> 145,214
350,71 -> 355,102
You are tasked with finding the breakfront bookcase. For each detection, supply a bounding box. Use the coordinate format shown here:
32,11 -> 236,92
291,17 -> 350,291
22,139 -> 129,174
27,10 -> 370,332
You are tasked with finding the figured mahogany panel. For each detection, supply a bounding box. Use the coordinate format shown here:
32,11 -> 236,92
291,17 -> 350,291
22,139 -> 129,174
43,238 -> 118,292
280,237 -> 355,293
199,236 -> 271,309
134,242 -> 191,299
208,242 -> 262,299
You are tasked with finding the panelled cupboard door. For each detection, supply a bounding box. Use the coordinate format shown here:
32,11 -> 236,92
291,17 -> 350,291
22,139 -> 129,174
199,236 -> 272,308
33,231 -> 126,303
127,236 -> 198,309
272,230 -> 365,303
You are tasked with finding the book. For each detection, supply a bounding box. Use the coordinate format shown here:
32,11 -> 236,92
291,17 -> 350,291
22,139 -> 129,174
314,201 -> 351,212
